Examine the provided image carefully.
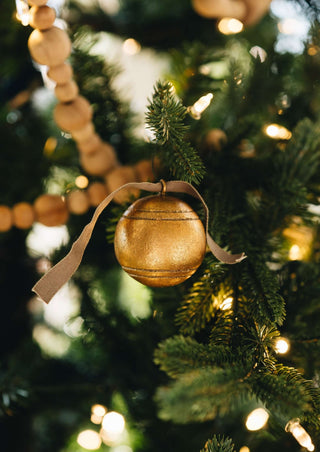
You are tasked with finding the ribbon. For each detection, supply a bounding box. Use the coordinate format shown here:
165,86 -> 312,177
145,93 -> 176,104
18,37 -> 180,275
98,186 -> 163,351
32,180 -> 246,303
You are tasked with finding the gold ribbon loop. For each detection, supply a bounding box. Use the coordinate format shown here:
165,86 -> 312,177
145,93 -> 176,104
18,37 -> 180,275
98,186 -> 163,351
32,180 -> 246,304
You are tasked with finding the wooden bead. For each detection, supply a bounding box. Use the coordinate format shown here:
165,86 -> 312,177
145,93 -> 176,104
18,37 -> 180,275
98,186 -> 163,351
12,202 -> 35,229
205,129 -> 227,151
54,96 -> 93,132
54,80 -> 79,102
29,5 -> 56,30
80,142 -> 118,176
242,0 -> 271,25
191,0 -> 247,20
105,166 -> 139,204
87,182 -> 108,207
28,27 -> 71,67
71,122 -> 95,142
134,159 -> 155,182
47,63 -> 73,84
77,134 -> 102,154
0,206 -> 13,232
28,0 -> 48,6
67,190 -> 90,215
34,194 -> 69,227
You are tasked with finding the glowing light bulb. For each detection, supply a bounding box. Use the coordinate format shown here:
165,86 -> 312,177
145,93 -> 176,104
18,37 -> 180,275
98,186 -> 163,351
75,175 -> 89,189
102,411 -> 125,442
245,408 -> 269,431
218,18 -> 243,35
220,297 -> 233,310
189,93 -> 213,119
90,404 -> 107,424
285,419 -> 315,451
249,46 -> 267,63
278,18 -> 300,35
77,430 -> 102,450
239,447 -> 250,452
122,38 -> 141,55
263,124 -> 292,140
274,337 -> 290,354
15,0 -> 29,26
289,244 -> 303,261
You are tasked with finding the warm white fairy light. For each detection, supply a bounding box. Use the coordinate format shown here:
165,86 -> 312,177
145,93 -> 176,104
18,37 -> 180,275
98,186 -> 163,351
249,46 -> 267,63
189,93 -> 213,119
77,429 -> 102,450
239,447 -> 250,452
101,411 -> 125,444
263,123 -> 292,140
245,408 -> 269,431
289,244 -> 303,261
220,296 -> 233,310
122,38 -> 141,55
278,18 -> 301,35
15,0 -> 29,26
92,404 -> 107,417
274,337 -> 290,354
75,175 -> 89,189
285,419 -> 315,451
218,18 -> 243,35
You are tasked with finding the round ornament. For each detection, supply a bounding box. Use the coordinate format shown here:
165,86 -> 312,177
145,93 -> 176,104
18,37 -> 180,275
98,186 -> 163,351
80,143 -> 118,176
54,80 -> 79,102
28,26 -> 71,67
114,194 -> 207,287
47,63 -> 73,84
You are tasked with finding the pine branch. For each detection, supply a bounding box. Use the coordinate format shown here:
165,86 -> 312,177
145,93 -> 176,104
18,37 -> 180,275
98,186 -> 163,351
200,435 -> 236,452
146,81 -> 206,184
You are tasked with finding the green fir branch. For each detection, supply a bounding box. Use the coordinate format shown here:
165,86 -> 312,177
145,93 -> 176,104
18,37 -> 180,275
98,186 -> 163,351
146,81 -> 206,184
200,435 -> 236,452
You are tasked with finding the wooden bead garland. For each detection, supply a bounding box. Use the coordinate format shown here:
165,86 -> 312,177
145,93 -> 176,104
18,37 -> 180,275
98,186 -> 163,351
12,202 -> 35,229
67,190 -> 90,215
71,122 -> 95,142
105,166 -> 140,204
28,27 -> 72,67
28,0 -> 48,6
47,63 -> 73,84
87,182 -> 109,207
80,143 -> 118,176
0,206 -> 13,232
54,80 -> 79,102
34,194 -> 69,227
77,134 -> 103,154
28,5 -> 56,30
54,96 -> 93,132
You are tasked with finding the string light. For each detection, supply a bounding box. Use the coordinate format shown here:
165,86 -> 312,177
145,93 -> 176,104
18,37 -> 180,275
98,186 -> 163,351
122,38 -> 141,55
90,404 -> 107,424
189,93 -> 213,119
274,337 -> 290,354
239,447 -> 250,452
101,411 -> 125,444
245,408 -> 269,431
249,46 -> 267,63
77,430 -> 102,450
285,419 -> 315,451
263,123 -> 292,140
289,244 -> 303,261
218,18 -> 243,35
15,0 -> 29,26
220,296 -> 233,310
75,175 -> 89,189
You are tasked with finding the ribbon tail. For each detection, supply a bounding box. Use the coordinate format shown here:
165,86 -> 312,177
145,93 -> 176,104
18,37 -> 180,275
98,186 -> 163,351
207,233 -> 246,264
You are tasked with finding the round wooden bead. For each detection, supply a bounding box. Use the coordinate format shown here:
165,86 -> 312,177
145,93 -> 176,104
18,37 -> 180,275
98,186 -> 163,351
12,202 -> 35,229
47,63 -> 73,84
87,182 -> 108,207
54,96 -> 93,132
67,190 -> 90,215
191,0 -> 247,20
205,129 -> 227,151
77,134 -> 102,154
114,195 -> 207,287
28,0 -> 48,6
54,80 -> 79,102
71,122 -> 95,142
105,166 -> 139,204
0,206 -> 13,232
134,159 -> 155,182
80,143 -> 118,176
28,27 -> 71,67
29,5 -> 56,30
242,0 -> 271,25
34,194 -> 69,227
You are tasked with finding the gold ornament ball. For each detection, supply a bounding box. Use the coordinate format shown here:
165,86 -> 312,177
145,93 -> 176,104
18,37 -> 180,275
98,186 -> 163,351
87,182 -> 108,207
12,202 -> 35,229
47,63 -> 73,84
0,206 -> 13,232
34,194 -> 69,226
67,190 -> 90,215
28,27 -> 71,67
114,194 -> 207,287
29,5 -> 56,30
54,96 -> 93,132
54,80 -> 79,103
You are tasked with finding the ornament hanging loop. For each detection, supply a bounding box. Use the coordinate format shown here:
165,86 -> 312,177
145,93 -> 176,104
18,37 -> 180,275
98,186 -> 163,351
160,179 -> 167,196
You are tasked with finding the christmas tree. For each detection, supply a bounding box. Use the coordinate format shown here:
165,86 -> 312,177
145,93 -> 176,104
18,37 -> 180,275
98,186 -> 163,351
2,0 -> 320,451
